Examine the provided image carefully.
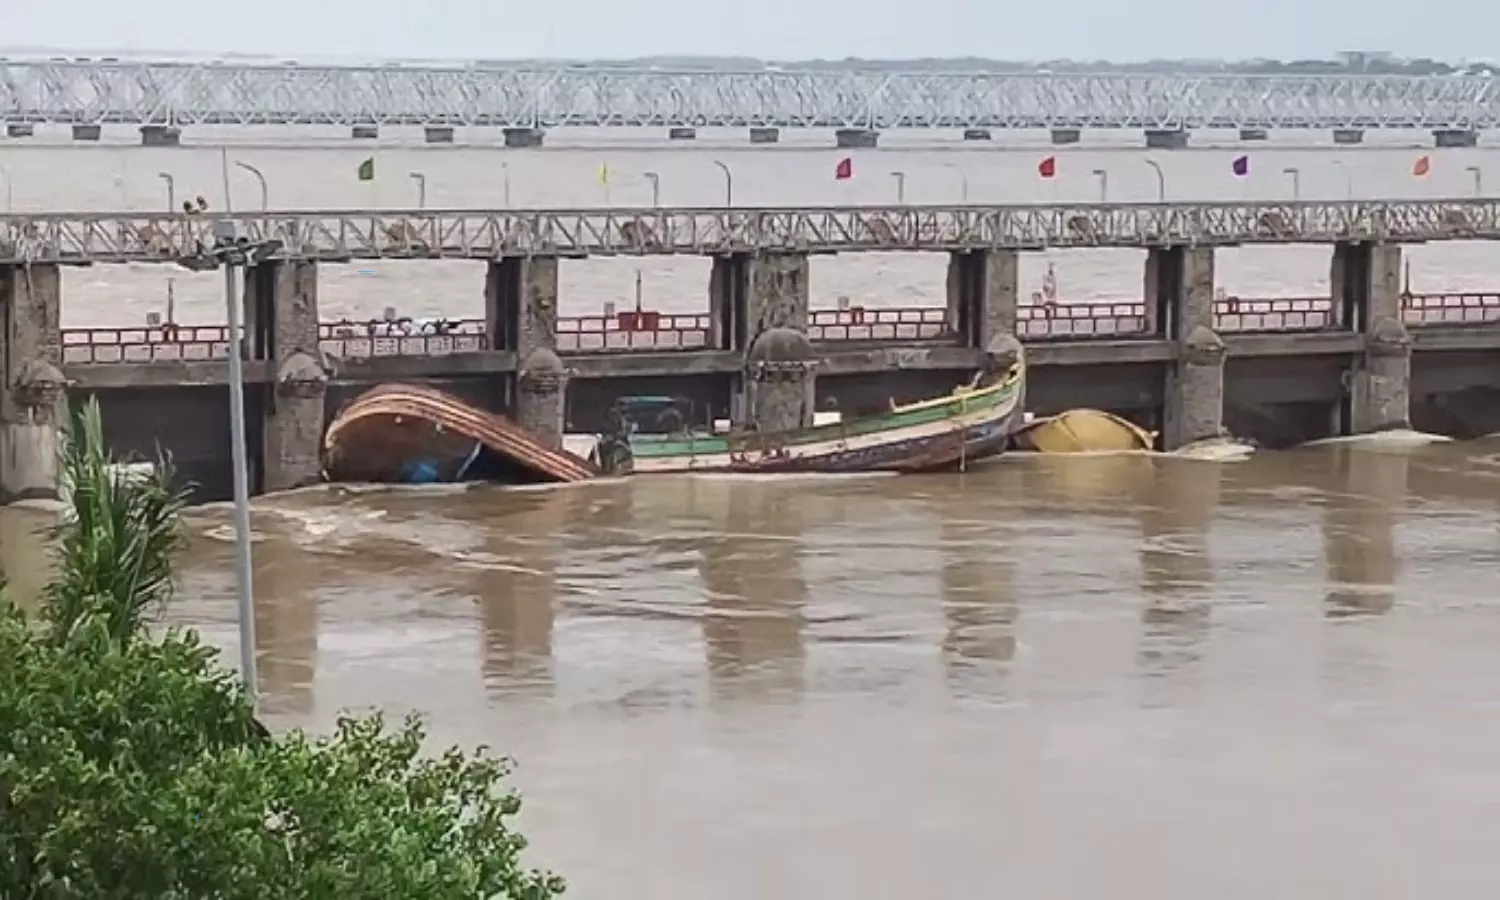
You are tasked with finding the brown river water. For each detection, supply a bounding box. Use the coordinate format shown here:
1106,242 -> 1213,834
5,438 -> 1500,897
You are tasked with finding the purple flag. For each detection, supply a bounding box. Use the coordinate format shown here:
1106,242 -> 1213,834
1231,155 -> 1250,177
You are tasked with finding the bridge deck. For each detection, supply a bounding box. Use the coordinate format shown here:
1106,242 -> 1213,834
2,199 -> 1498,263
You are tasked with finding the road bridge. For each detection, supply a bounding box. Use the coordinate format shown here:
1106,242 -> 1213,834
0,59 -> 1494,147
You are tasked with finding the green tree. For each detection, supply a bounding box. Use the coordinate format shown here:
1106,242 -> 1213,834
0,400 -> 564,899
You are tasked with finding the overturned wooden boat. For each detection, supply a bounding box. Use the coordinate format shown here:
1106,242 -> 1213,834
1011,408 -> 1156,453
593,358 -> 1025,476
322,383 -> 597,484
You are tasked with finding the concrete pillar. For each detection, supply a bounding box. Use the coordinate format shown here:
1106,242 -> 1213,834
71,124 -> 102,141
245,260 -> 328,493
945,249 -> 1018,350
1336,243 -> 1410,434
424,126 -> 455,144
740,253 -> 814,431
0,264 -> 65,502
351,125 -> 379,140
1332,128 -> 1364,145
835,128 -> 879,149
748,127 -> 780,145
486,256 -> 565,443
1152,247 -> 1225,449
503,127 -> 545,149
668,127 -> 697,141
962,129 -> 992,141
139,125 -> 181,147
708,253 -> 750,352
5,123 -> 34,138
1050,128 -> 1082,145
1145,129 -> 1189,150
1239,128 -> 1269,141
1433,129 -> 1478,148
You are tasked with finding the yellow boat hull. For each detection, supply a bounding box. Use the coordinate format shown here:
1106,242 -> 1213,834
1012,409 -> 1156,453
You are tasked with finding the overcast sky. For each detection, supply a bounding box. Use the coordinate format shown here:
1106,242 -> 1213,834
3,0 -> 1487,62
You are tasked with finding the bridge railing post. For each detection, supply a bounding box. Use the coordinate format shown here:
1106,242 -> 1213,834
0,262 -> 65,502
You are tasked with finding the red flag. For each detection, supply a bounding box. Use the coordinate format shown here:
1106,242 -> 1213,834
1037,156 -> 1057,179
1412,155 -> 1431,177
834,157 -> 853,180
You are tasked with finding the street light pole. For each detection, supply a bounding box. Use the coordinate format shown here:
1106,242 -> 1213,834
501,162 -> 512,207
408,171 -> 427,209
890,171 -> 906,204
0,164 -> 11,212
157,172 -> 175,212
234,161 -> 269,210
942,163 -> 969,203
1143,159 -> 1165,202
1330,159 -> 1354,200
1282,166 -> 1301,200
644,170 -> 661,207
711,159 -> 733,207
1466,165 -> 1483,197
1090,168 -> 1108,203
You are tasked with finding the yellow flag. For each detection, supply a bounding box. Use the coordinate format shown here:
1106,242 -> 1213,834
597,162 -> 610,186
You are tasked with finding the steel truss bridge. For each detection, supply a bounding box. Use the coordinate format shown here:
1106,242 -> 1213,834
1,59 -> 1499,131
0,199 -> 1497,264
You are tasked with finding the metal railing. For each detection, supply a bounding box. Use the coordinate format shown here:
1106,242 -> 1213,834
57,291 -> 1500,365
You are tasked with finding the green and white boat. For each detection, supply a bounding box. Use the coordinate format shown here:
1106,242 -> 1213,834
592,359 -> 1026,476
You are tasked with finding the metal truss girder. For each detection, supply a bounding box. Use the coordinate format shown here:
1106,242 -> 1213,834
3,60 -> 1500,129
0,200 -> 1496,264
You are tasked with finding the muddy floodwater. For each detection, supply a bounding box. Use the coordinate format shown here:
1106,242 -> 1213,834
7,439 -> 1500,896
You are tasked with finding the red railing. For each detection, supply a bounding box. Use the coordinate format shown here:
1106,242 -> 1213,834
57,292 -> 1500,365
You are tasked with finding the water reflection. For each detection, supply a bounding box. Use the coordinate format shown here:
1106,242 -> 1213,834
936,490 -> 1017,687
1322,447 -> 1407,619
475,488 -> 569,696
1137,459 -> 1220,682
253,548 -> 319,716
695,479 -> 806,699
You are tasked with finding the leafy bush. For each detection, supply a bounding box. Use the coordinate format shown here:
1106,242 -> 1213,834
0,400 -> 563,899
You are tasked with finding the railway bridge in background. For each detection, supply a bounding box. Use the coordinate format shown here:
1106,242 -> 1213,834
1,197 -> 1500,501
0,58 -> 1496,147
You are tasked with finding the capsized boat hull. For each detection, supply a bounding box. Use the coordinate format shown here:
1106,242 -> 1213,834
599,364 -> 1025,475
322,383 -> 597,484
1011,408 -> 1156,453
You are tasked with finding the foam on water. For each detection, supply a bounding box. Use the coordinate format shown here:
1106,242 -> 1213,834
1302,428 -> 1453,448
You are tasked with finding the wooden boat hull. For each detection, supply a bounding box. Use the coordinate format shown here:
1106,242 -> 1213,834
600,364 -> 1025,475
322,383 -> 597,484
1011,408 -> 1156,453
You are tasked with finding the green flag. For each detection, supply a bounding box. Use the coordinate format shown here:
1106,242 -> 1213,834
356,157 -> 375,181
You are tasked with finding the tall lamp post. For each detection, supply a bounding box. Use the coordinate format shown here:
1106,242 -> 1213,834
234,161 -> 270,210
408,171 -> 427,209
644,170 -> 661,207
157,172 -> 175,212
181,226 -> 284,708
711,159 -> 733,207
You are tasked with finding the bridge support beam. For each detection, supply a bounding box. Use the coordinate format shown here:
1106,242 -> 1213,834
243,260 -> 327,493
486,256 -> 565,447
962,129 -> 991,141
1147,247 -> 1224,449
945,249 -> 1018,351
71,124 -> 102,141
738,253 -> 815,432
668,127 -> 697,141
351,125 -> 379,140
835,128 -> 879,149
0,263 -> 65,503
5,123 -> 34,138
1144,129 -> 1189,150
1238,128 -> 1269,141
139,125 -> 181,147
1050,128 -> 1081,145
1332,242 -> 1410,434
1433,129 -> 1478,148
748,127 -> 780,144
503,127 -> 545,149
424,126 -> 455,144
1332,128 -> 1364,145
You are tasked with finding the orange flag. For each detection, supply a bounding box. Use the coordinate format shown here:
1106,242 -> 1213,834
1413,155 -> 1431,177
